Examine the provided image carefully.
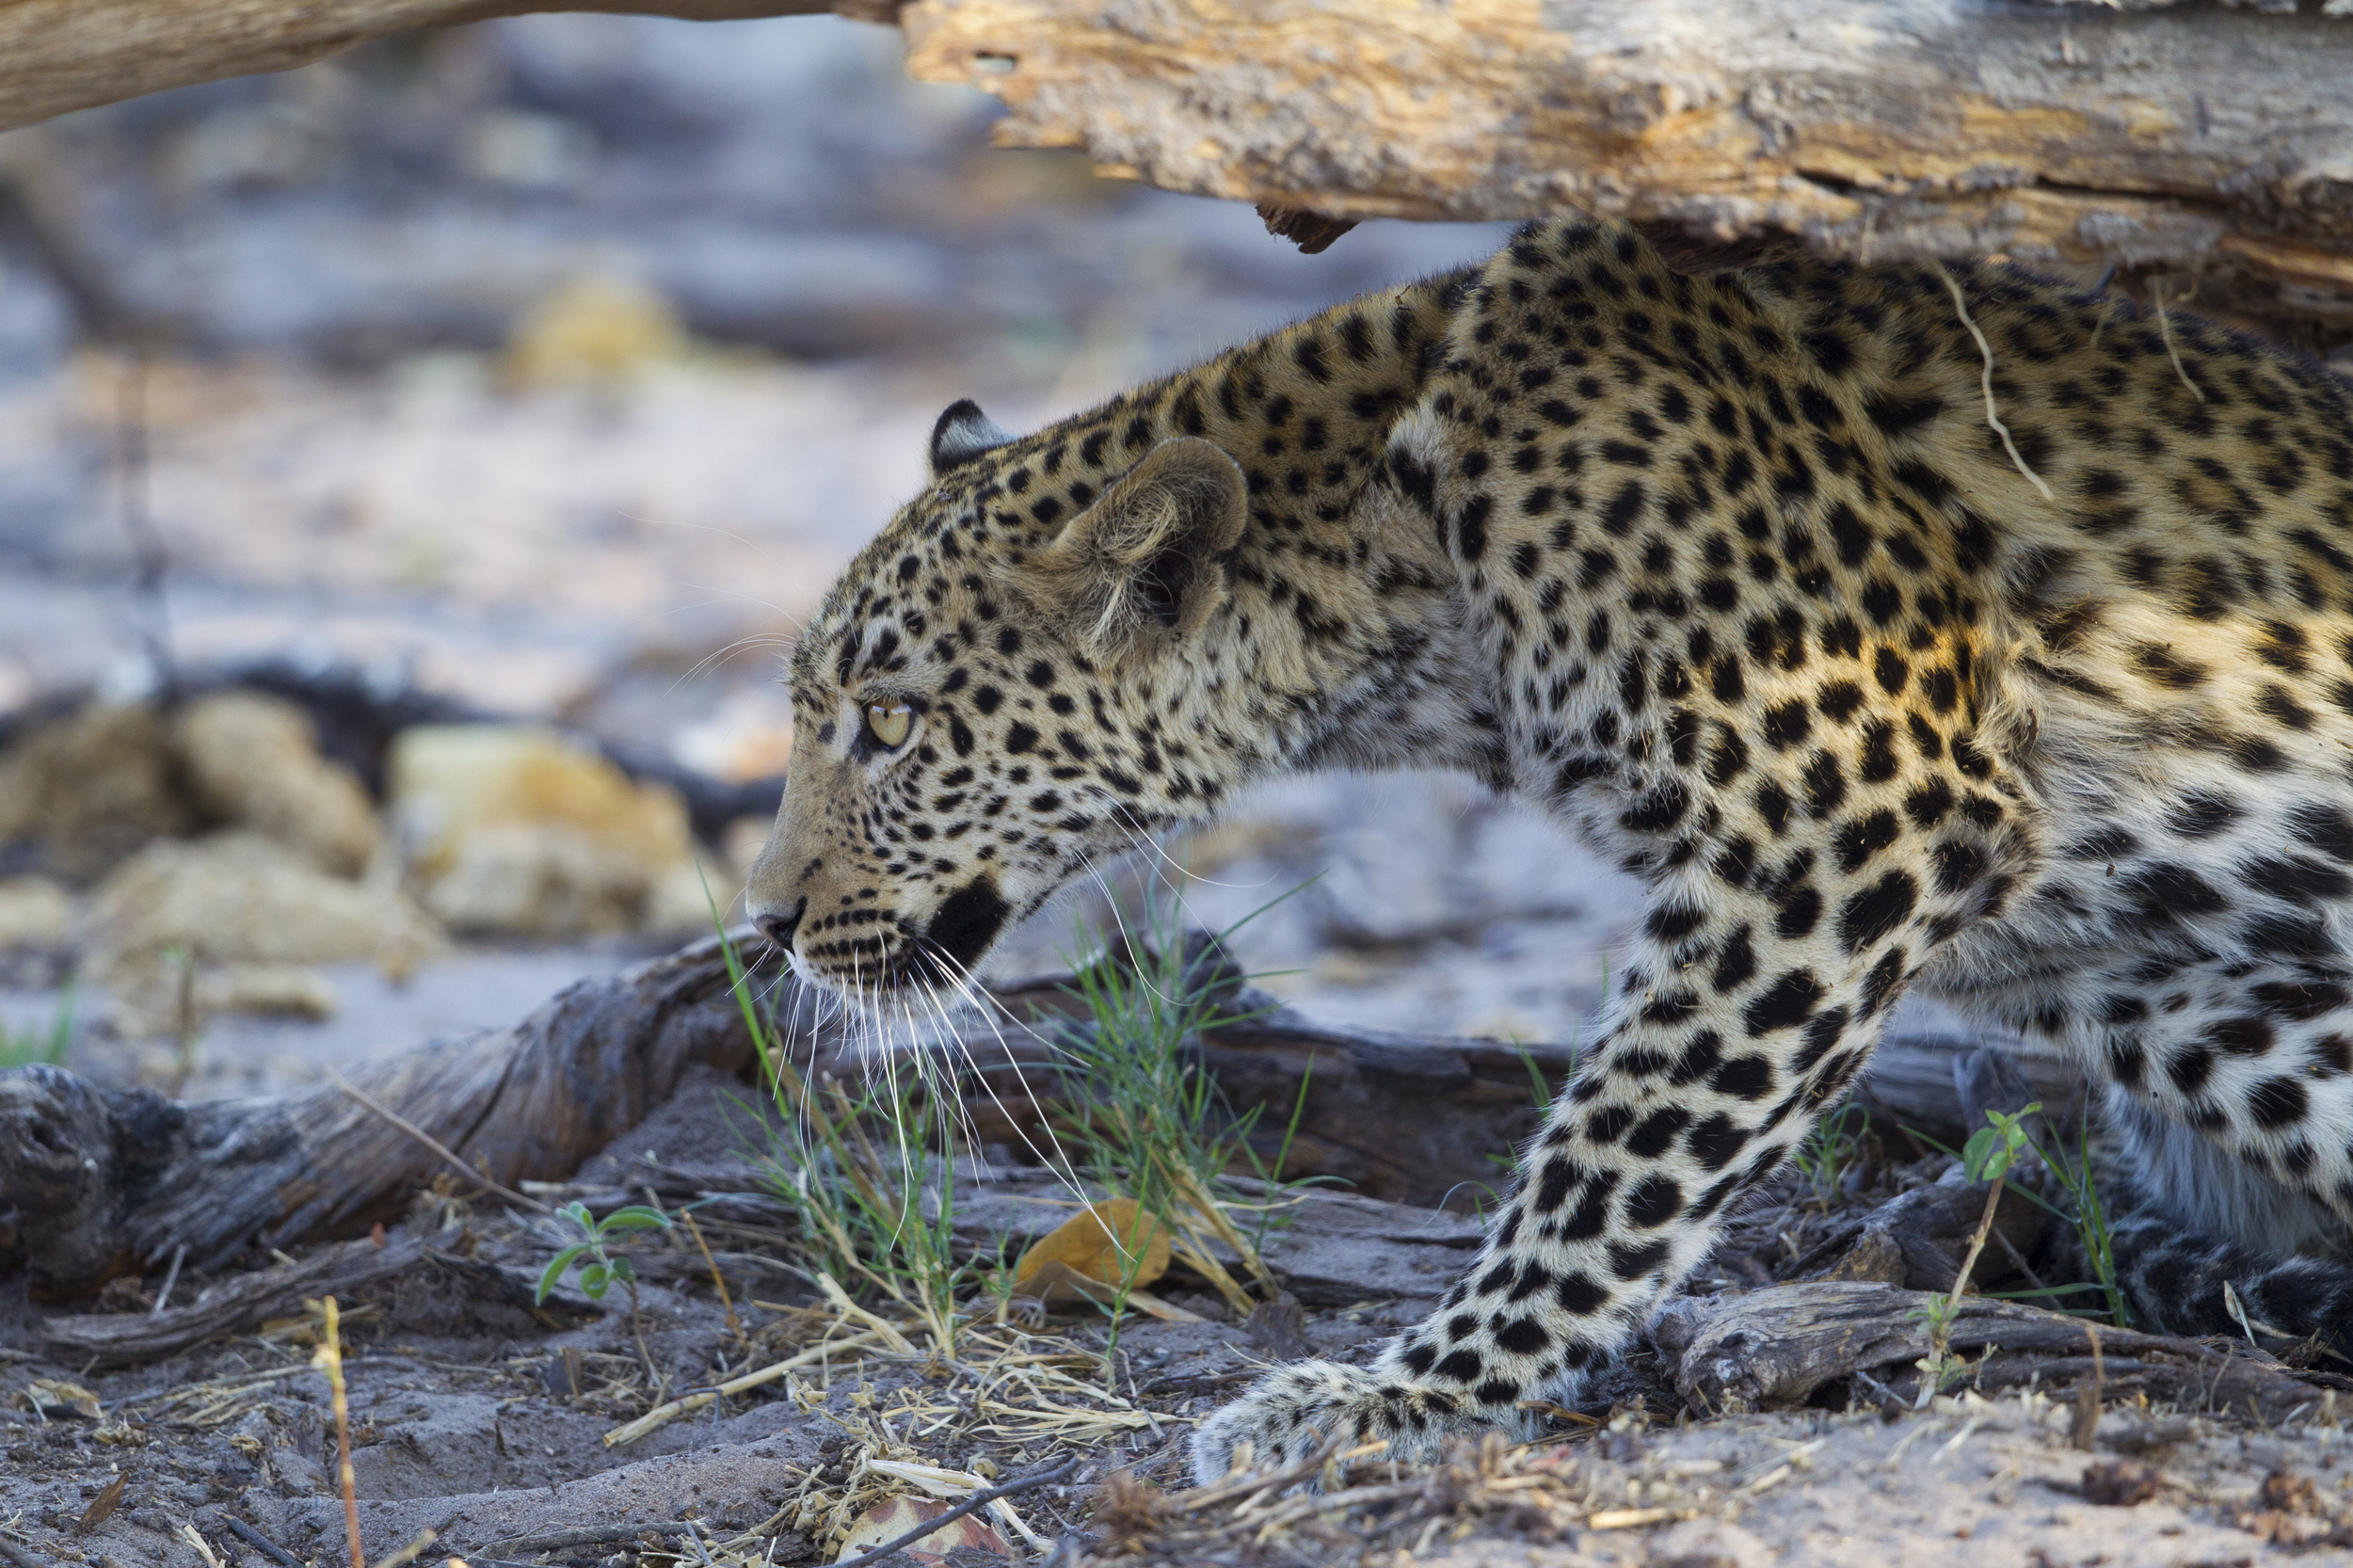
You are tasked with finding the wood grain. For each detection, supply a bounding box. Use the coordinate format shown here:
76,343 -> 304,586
897,0 -> 2353,344
0,0 -> 888,136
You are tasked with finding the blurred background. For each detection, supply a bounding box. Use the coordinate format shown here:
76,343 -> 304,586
0,13 -> 1674,1100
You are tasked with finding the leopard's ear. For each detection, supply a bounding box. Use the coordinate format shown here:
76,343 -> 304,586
928,398 -> 1015,475
1026,438 -> 1247,653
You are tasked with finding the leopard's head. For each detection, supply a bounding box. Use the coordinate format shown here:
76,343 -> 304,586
744,399 -> 1250,998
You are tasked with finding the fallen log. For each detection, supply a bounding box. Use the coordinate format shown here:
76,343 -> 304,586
905,0 -> 2353,349
1651,1280 -> 2332,1422
30,1231 -> 601,1368
0,928 -> 2059,1297
0,0 -> 896,141
7,4 -> 2349,348
0,933 -> 775,1297
1789,1166 -> 2050,1294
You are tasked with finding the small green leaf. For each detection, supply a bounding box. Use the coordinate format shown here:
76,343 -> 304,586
600,1206 -> 672,1232
577,1262 -> 612,1299
610,1256 -> 637,1285
536,1243 -> 590,1304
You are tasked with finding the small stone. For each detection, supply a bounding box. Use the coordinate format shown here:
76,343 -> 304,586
2080,1458 -> 2161,1506
0,874 -> 72,948
389,725 -> 695,936
87,832 -> 442,1033
172,692 -> 381,876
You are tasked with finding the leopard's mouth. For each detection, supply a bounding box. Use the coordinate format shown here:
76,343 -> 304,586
781,876 -> 1073,1008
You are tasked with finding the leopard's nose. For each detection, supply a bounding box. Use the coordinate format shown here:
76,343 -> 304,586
753,897 -> 806,952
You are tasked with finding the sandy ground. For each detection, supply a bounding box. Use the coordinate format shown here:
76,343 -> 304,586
8,1070 -> 2349,1567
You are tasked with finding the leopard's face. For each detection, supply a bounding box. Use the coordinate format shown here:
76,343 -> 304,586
744,402 -> 1250,999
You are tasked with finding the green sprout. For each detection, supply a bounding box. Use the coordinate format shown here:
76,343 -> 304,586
537,1199 -> 672,1391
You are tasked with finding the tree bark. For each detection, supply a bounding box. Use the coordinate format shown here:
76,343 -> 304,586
0,933 -> 766,1297
0,0 -> 895,138
5,1 -> 2348,344
1652,1278 -> 2335,1420
899,0 -> 2353,348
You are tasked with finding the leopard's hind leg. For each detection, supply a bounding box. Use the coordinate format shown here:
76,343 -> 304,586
2055,1087 -> 2353,1351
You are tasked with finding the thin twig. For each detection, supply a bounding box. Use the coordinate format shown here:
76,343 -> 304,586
603,1327 -> 889,1447
680,1208 -> 742,1341
1946,1176 -> 2008,1313
224,1519 -> 302,1567
333,1072 -> 553,1216
313,1296 -> 363,1568
832,1458 -> 1080,1568
1940,266 -> 2055,502
152,1243 -> 186,1314
1988,1224 -> 2046,1293
2072,1322 -> 2105,1450
364,1529 -> 436,1568
477,1522 -> 698,1556
1173,1435 -> 1350,1512
2153,280 -> 2205,401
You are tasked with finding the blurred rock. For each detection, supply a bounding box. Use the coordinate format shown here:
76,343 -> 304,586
196,963 -> 339,1020
641,853 -> 743,939
88,832 -> 443,1033
0,702 -> 197,881
173,691 -> 381,876
390,724 -> 694,936
0,874 -> 71,947
502,273 -> 688,392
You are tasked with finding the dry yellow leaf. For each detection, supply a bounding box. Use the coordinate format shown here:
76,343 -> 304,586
27,1379 -> 102,1419
833,1495 -> 1005,1564
1012,1200 -> 1169,1306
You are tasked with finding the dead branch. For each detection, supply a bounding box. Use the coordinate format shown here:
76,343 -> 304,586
6,2 -> 2346,346
0,933 -> 772,1296
900,0 -> 2353,345
1652,1280 -> 2329,1421
0,0 -> 901,139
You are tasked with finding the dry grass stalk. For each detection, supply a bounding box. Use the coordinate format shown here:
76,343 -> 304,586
311,1294 -> 363,1568
2153,280 -> 2206,401
175,1523 -> 227,1566
2072,1321 -> 2105,1451
603,1325 -> 890,1447
680,1208 -> 742,1342
1940,267 -> 2056,503
364,1528 -> 437,1568
334,1071 -> 554,1216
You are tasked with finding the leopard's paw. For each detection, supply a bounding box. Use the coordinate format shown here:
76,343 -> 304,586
1187,1360 -> 1491,1486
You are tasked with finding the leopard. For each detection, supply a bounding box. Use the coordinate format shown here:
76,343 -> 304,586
742,216 -> 2353,1484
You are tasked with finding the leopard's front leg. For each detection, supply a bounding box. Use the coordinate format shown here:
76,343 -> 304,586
1191,777 -> 2025,1482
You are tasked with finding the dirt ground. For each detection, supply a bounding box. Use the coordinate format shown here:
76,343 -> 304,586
8,1067 -> 2352,1568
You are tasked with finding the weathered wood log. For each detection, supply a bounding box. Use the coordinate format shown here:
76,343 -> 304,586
1652,1280 -> 2332,1421
0,933 -> 770,1297
30,1231 -> 601,1367
0,0 -> 893,139
1790,1167 -> 2051,1293
8,3 -> 2350,347
536,1157 -> 1488,1310
0,926 -> 2047,1298
904,0 -> 2353,349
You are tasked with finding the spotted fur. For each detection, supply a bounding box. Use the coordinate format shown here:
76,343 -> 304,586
743,219 -> 2353,1481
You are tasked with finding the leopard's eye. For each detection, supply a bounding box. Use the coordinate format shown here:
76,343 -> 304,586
865,701 -> 912,749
